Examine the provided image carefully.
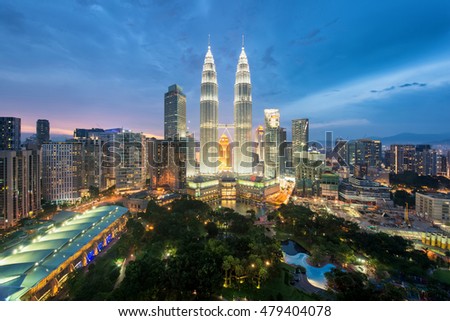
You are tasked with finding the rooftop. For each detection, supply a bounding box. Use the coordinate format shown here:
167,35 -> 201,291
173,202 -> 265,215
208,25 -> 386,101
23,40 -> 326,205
417,192 -> 450,199
0,205 -> 128,301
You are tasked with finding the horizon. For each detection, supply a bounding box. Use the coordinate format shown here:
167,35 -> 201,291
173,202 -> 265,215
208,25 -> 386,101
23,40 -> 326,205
1,0 -> 450,141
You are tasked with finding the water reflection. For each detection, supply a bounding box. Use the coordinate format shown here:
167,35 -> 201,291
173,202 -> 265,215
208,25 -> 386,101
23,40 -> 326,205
219,200 -> 267,217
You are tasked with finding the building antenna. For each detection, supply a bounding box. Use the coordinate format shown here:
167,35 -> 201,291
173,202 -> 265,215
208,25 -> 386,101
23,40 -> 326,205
242,34 -> 245,48
208,34 -> 211,48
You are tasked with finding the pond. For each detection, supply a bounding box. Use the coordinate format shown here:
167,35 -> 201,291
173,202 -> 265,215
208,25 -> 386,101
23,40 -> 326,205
281,240 -> 335,290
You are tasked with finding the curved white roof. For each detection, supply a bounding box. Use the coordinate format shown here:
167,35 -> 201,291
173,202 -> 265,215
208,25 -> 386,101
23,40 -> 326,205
0,205 -> 128,301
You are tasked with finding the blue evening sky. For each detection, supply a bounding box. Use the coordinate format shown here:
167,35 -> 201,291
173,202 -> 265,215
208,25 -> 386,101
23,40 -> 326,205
1,0 -> 449,140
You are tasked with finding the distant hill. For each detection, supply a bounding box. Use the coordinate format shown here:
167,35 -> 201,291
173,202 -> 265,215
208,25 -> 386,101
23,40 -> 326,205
371,133 -> 450,146
22,132 -> 72,142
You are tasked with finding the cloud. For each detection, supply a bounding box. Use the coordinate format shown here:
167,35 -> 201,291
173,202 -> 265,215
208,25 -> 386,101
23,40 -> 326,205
371,86 -> 396,93
284,58 -> 450,118
293,28 -> 325,46
399,82 -> 427,88
371,82 -> 427,93
262,45 -> 277,68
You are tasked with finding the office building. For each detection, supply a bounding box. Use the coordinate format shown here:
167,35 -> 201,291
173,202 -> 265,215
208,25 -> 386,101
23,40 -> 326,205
389,144 -> 416,174
36,119 -> 50,145
148,137 -> 193,192
292,118 -> 309,167
264,109 -> 280,179
0,117 -> 21,151
164,84 -> 187,140
416,192 -> 450,224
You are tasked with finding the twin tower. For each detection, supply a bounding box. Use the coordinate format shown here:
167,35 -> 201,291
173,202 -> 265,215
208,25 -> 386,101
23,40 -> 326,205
200,38 -> 252,175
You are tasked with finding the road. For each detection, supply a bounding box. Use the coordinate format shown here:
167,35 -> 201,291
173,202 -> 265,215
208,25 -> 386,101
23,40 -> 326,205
114,250 -> 136,289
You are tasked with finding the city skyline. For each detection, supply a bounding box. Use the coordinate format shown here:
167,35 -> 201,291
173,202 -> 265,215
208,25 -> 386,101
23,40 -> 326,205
1,1 -> 450,141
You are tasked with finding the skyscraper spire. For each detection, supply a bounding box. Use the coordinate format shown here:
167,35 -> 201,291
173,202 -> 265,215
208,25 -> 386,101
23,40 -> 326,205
200,39 -> 219,175
233,36 -> 252,175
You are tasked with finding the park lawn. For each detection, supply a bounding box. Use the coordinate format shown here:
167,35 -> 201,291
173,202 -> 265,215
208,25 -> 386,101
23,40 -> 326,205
220,263 -> 318,301
433,269 -> 450,286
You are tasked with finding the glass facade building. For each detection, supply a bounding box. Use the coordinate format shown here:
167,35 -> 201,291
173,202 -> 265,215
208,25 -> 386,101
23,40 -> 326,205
164,84 -> 186,140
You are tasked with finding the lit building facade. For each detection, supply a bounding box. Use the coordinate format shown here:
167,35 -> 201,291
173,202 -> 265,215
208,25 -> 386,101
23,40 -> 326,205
320,171 -> 340,200
164,84 -> 187,140
147,137 -> 194,192
200,43 -> 219,175
416,192 -> 450,224
0,149 -> 41,229
256,125 -> 264,162
219,134 -> 232,171
292,118 -> 309,166
339,176 -> 391,206
233,42 -> 253,175
0,117 -> 21,151
389,144 -> 416,174
264,109 -> 280,179
42,142 -> 82,204
114,131 -> 146,191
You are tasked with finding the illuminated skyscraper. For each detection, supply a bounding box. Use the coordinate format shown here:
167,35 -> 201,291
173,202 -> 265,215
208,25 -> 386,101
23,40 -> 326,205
292,118 -> 309,166
233,37 -> 252,175
264,109 -> 280,179
164,84 -> 186,140
200,40 -> 219,174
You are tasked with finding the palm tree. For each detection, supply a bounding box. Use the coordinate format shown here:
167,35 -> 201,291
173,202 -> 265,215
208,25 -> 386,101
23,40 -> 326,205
222,255 -> 234,288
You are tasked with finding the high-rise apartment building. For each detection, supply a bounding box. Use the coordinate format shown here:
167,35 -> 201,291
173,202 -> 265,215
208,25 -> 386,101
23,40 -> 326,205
200,42 -> 219,175
389,144 -> 416,174
415,145 -> 435,176
0,149 -> 41,229
42,142 -> 82,204
355,139 -> 382,168
233,41 -> 253,175
164,84 -> 187,140
36,119 -> 50,145
114,131 -> 146,191
264,109 -> 280,179
0,117 -> 21,151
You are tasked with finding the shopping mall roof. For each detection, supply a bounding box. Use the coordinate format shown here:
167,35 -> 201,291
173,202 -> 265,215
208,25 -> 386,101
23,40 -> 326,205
0,205 -> 128,301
